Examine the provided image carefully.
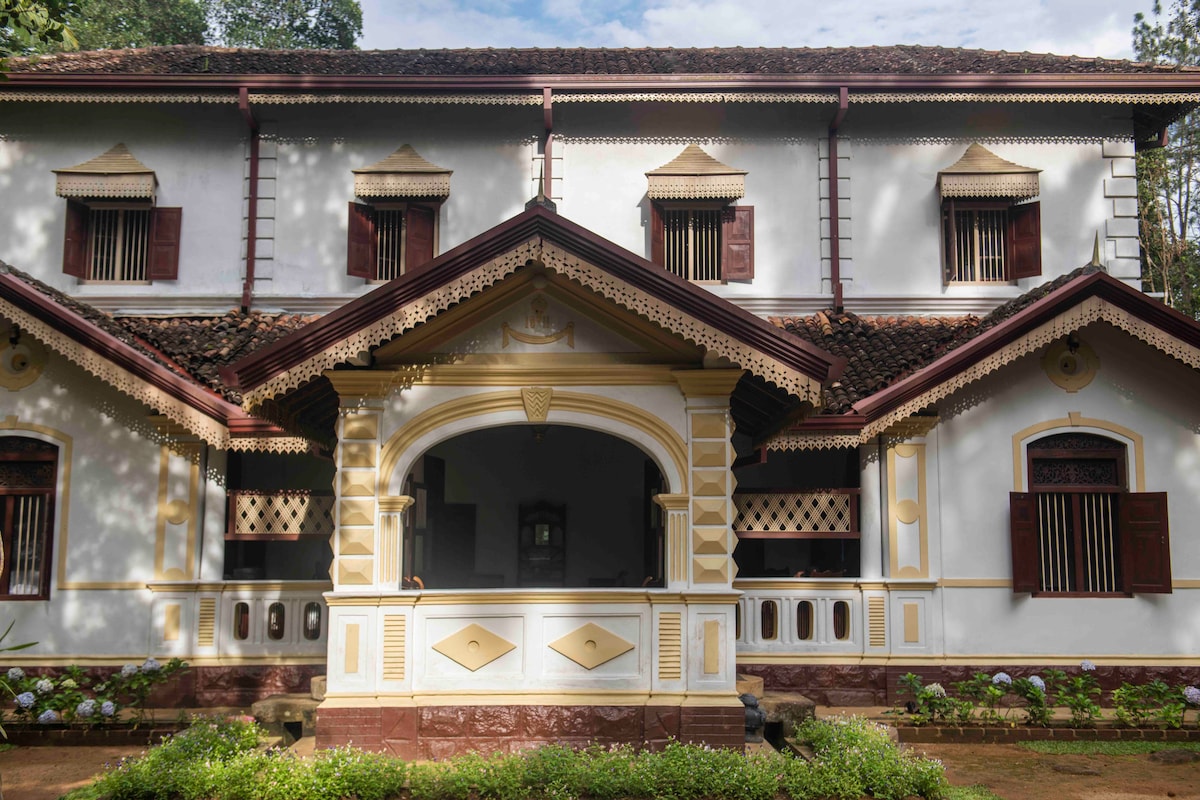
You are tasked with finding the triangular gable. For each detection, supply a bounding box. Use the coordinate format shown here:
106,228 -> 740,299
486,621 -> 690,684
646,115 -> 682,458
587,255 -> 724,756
767,270 -> 1200,450
227,206 -> 842,409
0,264 -> 309,452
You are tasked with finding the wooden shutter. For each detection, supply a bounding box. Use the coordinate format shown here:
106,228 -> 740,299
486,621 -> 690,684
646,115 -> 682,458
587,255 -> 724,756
405,204 -> 436,271
942,200 -> 957,283
1120,492 -> 1172,593
147,207 -> 182,281
347,202 -> 378,279
722,205 -> 754,280
1009,492 -> 1040,593
650,204 -> 665,267
1007,201 -> 1041,279
62,200 -> 89,278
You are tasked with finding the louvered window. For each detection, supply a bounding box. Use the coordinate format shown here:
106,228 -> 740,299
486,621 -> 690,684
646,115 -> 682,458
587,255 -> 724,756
651,204 -> 754,282
1,437 -> 57,600
63,201 -> 182,282
347,202 -> 437,282
941,200 -> 1040,282
1010,433 -> 1171,595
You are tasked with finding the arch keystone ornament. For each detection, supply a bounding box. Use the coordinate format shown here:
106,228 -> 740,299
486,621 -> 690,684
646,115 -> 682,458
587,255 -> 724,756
433,623 -> 516,671
548,622 -> 635,669
521,387 -> 553,422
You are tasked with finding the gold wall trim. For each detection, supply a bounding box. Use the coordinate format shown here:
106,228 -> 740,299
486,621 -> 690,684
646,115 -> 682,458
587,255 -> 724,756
548,622 -> 635,670
940,578 -> 1012,588
887,443 -> 928,579
382,615 -> 406,681
378,389 -> 688,494
409,363 -> 683,386
1011,413 -> 1146,492
673,369 -> 745,398
867,596 -> 887,648
163,603 -> 181,641
322,590 -> 740,606
502,321 -> 575,348
1172,579 -> 1200,589
658,611 -> 683,680
521,386 -> 553,422
903,602 -> 920,644
197,598 -> 216,647
703,619 -> 721,674
733,579 -> 939,591
344,623 -> 361,675
322,690 -> 737,707
432,623 -> 517,671
146,580 -> 331,593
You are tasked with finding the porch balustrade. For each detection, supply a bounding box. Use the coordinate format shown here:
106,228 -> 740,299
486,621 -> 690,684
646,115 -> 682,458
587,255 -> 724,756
226,490 -> 335,539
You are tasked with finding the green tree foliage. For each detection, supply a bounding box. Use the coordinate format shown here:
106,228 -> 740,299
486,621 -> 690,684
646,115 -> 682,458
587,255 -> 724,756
0,0 -> 77,58
1134,1 -> 1200,317
68,0 -> 207,50
207,0 -> 362,49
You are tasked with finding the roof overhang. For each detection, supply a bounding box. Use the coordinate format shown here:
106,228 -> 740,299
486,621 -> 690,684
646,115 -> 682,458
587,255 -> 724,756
767,270 -> 1200,450
0,266 -> 310,452
226,206 -> 843,414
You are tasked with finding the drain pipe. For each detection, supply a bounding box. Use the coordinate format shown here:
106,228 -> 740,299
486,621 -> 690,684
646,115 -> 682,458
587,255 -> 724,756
542,87 -> 554,196
239,87 -> 259,314
827,87 -> 848,313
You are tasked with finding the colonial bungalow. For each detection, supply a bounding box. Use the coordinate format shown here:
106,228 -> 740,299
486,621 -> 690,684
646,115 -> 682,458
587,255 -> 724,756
1,46 -> 1200,756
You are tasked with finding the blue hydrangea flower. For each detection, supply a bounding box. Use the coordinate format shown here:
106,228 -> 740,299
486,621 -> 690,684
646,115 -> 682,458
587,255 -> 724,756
76,699 -> 96,718
100,700 -> 116,717
120,664 -> 139,678
37,709 -> 59,724
142,657 -> 161,672
1080,660 -> 1096,672
1184,686 -> 1200,706
35,678 -> 53,695
992,672 -> 1013,685
15,691 -> 35,709
6,667 -> 24,682
1029,675 -> 1046,692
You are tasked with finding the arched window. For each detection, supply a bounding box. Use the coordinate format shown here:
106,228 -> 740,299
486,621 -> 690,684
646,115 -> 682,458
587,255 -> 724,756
0,436 -> 57,599
1010,432 -> 1170,595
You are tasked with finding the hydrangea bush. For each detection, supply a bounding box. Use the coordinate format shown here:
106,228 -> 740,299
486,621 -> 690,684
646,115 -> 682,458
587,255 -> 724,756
899,662 -> 1200,729
4,657 -> 186,727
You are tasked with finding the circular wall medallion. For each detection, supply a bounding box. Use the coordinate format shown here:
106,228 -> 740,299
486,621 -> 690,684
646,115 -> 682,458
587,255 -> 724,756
1041,337 -> 1098,393
0,326 -> 47,391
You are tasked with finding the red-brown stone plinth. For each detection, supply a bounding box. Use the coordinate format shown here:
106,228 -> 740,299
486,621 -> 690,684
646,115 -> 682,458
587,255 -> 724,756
315,703 -> 743,757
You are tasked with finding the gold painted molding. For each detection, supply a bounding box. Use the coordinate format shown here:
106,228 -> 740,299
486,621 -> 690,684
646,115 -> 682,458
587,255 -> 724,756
887,443 -> 929,579
325,371 -> 403,398
1041,338 -> 1099,392
0,325 -> 48,391
548,622 -> 635,669
408,363 -> 683,386
322,590 -> 740,606
501,321 -> 575,348
673,369 -> 746,398
321,690 -> 739,707
732,579 -> 940,591
521,387 -> 553,421
432,623 -> 517,671
939,578 -> 1013,588
378,389 -> 688,493
1011,413 -> 1145,492
146,580 -> 331,592
379,495 -> 416,513
653,493 -> 689,511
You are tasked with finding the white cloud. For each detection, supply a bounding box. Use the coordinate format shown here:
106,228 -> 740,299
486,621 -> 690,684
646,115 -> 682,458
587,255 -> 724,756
358,0 -> 1151,59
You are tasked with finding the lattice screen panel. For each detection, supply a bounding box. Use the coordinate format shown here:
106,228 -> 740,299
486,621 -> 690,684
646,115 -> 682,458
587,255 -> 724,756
733,492 -> 853,533
229,492 -> 335,537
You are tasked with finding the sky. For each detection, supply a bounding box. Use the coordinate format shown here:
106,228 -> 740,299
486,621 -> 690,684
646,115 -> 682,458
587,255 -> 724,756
357,0 -> 1161,61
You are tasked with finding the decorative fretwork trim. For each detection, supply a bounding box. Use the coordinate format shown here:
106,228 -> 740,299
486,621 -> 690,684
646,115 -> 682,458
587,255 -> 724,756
852,92 -> 1200,104
55,174 -> 157,199
227,436 -> 312,453
228,491 -> 334,537
939,174 -> 1040,198
243,236 -> 823,408
0,92 -> 236,103
555,92 -> 839,103
764,431 -> 862,452
860,297 -> 1200,440
734,492 -> 853,533
250,93 -> 541,105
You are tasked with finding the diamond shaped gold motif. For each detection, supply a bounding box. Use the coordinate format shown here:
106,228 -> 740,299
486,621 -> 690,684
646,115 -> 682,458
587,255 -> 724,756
432,623 -> 516,672
548,622 -> 635,670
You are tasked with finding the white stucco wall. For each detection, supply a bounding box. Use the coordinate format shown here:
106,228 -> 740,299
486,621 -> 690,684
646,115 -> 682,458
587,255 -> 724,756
931,321 -> 1200,657
3,348 -> 192,656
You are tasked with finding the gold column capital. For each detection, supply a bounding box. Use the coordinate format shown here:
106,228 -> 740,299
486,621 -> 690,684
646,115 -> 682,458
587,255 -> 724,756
324,369 -> 402,400
672,369 -> 745,399
380,495 -> 416,513
653,493 -> 690,511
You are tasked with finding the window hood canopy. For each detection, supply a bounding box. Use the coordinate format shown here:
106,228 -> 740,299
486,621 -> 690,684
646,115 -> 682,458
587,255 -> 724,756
938,143 -> 1040,199
352,144 -> 452,198
53,143 -> 157,199
646,144 -> 746,200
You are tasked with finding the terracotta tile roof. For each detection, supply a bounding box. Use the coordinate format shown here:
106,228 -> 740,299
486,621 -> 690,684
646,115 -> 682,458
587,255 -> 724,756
118,313 -> 319,403
775,265 -> 1106,415
7,45 -> 1192,76
0,263 -> 316,404
776,310 -> 979,414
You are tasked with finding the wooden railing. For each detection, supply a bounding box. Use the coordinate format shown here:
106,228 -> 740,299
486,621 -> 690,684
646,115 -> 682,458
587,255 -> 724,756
226,490 -> 335,539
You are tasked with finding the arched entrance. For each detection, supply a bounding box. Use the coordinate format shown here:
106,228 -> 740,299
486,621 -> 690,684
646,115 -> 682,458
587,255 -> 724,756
400,424 -> 664,589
